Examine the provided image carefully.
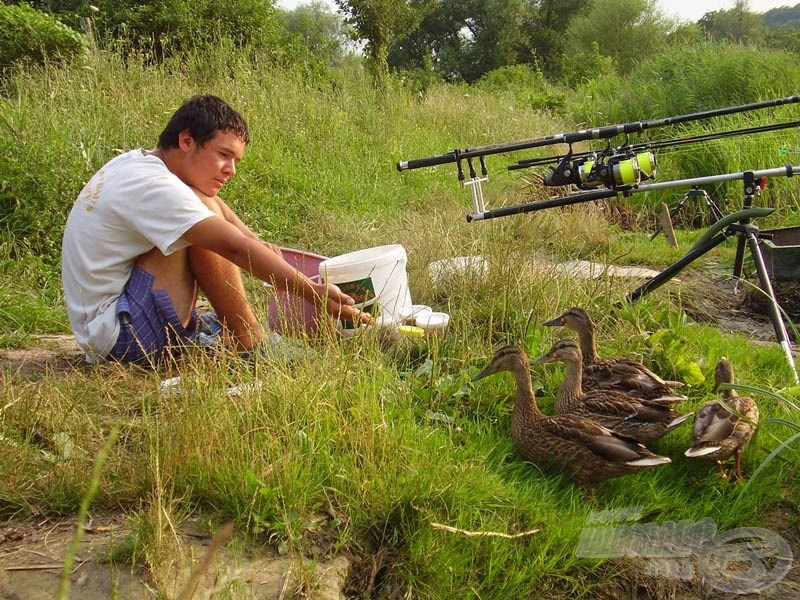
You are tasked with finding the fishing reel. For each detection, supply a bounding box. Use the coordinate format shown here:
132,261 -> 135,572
544,151 -> 657,190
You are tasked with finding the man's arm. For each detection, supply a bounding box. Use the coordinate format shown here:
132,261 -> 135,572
194,188 -> 282,255
182,215 -> 371,325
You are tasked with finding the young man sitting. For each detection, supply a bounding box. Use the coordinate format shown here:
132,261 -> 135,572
62,94 -> 369,365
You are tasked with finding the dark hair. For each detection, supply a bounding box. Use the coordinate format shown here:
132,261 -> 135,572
157,95 -> 250,149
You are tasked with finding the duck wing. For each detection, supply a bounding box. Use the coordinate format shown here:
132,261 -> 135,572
690,397 -> 758,446
535,415 -> 669,464
584,359 -> 685,399
577,390 -> 686,425
691,401 -> 734,444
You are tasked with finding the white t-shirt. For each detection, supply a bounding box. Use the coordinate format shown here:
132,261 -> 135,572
61,149 -> 215,358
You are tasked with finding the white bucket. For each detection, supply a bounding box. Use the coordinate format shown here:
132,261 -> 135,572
319,244 -> 412,329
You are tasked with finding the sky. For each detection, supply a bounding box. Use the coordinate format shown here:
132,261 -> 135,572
659,1 -> 794,22
277,1 -> 795,23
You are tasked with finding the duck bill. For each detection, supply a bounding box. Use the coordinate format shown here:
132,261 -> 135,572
471,367 -> 494,382
531,355 -> 555,365
541,317 -> 563,327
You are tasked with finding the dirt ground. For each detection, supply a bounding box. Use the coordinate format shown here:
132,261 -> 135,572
0,513 -> 350,599
2,268 -> 799,599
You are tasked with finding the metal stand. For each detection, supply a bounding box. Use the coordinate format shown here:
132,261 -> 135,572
650,187 -> 725,241
628,173 -> 798,383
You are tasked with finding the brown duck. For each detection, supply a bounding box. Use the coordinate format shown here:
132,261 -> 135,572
543,307 -> 686,400
471,345 -> 671,491
685,358 -> 759,480
532,339 -> 692,442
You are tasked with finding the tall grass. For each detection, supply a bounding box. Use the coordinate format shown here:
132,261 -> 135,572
1,45 -> 799,596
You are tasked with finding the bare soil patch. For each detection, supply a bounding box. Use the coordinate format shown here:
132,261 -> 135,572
675,266 -> 800,347
0,514 -> 350,599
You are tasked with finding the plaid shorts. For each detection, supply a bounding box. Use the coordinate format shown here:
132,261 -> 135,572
107,266 -> 198,366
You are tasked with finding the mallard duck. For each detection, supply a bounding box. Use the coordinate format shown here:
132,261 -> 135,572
532,339 -> 692,442
685,358 -> 759,480
471,345 -> 671,491
543,307 -> 686,400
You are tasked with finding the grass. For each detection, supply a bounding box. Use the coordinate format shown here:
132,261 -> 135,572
1,47 -> 799,597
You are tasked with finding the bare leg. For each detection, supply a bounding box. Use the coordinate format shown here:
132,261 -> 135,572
134,193 -> 266,353
188,243 -> 264,351
134,242 -> 264,352
189,193 -> 265,352
716,461 -> 729,480
134,246 -> 197,326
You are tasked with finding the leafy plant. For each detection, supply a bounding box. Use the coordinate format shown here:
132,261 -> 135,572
0,3 -> 89,69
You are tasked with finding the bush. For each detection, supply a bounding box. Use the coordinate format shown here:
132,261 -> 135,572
475,64 -> 566,112
90,0 -> 283,61
0,3 -> 89,69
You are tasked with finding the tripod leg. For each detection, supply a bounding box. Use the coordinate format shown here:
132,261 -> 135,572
707,198 -> 725,222
745,229 -> 799,384
628,233 -> 728,302
732,172 -> 758,293
732,235 -> 747,292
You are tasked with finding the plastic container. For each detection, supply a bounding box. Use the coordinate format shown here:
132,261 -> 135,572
415,311 -> 450,336
265,248 -> 327,336
400,304 -> 432,325
319,244 -> 412,329
761,226 -> 800,281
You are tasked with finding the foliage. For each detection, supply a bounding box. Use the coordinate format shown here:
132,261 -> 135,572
561,0 -> 676,81
558,40 -> 616,88
698,0 -> 767,44
335,0 -> 435,82
281,0 -> 355,66
86,0 -> 283,61
0,2 -> 89,69
474,64 -> 566,113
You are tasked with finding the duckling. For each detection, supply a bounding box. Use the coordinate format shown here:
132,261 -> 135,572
532,339 -> 692,442
471,345 -> 671,492
685,358 -> 759,480
543,307 -> 686,401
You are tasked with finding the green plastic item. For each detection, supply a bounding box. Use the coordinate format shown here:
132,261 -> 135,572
690,207 -> 775,250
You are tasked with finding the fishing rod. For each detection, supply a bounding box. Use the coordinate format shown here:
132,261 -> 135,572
512,120 -> 800,170
396,94 -> 800,173
509,119 -> 800,190
466,164 -> 797,222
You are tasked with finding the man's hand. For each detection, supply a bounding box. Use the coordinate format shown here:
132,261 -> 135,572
316,282 -> 374,326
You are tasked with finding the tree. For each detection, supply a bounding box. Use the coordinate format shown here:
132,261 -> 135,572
523,0 -> 584,80
389,0 -> 530,83
698,0 -> 766,45
26,1 -> 283,61
456,0 -> 527,82
282,0 -> 354,65
334,0 -> 434,83
562,0 -> 675,81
